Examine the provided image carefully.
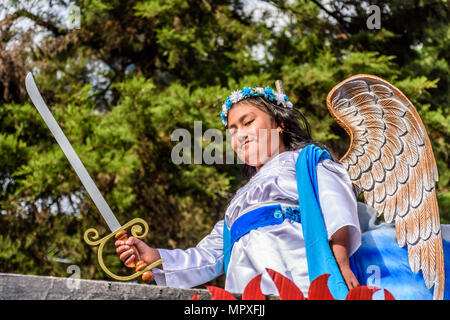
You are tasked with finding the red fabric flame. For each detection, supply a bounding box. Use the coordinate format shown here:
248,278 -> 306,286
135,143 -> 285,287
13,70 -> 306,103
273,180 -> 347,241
193,272 -> 396,300
307,273 -> 335,300
206,285 -> 237,300
242,274 -> 266,300
345,286 -> 380,300
266,268 -> 305,300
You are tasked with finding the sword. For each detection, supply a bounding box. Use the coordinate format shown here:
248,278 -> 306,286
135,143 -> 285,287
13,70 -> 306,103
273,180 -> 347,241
25,72 -> 162,282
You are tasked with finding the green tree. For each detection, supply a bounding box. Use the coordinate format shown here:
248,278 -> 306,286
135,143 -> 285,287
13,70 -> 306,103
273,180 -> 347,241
0,0 -> 448,287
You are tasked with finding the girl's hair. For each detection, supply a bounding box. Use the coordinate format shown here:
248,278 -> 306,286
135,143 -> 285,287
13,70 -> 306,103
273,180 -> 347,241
229,96 -> 339,181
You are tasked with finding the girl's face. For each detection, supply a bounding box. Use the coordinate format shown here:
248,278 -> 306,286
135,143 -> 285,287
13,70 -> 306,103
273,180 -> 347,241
227,101 -> 286,170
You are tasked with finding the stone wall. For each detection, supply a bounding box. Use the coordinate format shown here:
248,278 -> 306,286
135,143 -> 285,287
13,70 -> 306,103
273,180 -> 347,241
0,273 -> 211,300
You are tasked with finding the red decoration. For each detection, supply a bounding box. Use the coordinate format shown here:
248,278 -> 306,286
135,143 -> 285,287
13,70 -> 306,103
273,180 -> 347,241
383,289 -> 396,300
195,272 -> 396,300
307,274 -> 335,300
242,274 -> 266,300
345,286 -> 380,300
206,286 -> 237,300
266,268 -> 305,300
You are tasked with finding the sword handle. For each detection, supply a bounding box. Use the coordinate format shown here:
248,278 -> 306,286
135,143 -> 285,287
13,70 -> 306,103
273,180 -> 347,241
115,230 -> 154,283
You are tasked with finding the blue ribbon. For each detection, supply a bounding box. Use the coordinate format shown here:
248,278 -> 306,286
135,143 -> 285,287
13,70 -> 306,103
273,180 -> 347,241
296,143 -> 349,299
223,204 -> 301,276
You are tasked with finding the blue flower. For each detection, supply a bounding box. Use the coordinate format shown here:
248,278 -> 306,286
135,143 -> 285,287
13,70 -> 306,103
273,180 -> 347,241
263,86 -> 276,101
241,87 -> 253,98
264,86 -> 274,96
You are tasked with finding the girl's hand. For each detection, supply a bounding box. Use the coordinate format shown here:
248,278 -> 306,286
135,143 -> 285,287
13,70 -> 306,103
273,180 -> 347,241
329,226 -> 359,290
341,266 -> 360,290
114,236 -> 163,269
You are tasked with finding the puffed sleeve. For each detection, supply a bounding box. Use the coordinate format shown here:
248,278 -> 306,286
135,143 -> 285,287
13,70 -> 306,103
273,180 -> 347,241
317,159 -> 361,257
152,220 -> 224,288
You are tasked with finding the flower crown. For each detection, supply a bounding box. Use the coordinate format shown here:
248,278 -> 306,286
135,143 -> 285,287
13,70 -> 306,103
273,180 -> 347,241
220,86 -> 293,127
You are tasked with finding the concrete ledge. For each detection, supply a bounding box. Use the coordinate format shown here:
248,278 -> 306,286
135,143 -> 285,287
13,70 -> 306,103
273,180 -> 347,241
0,273 -> 212,300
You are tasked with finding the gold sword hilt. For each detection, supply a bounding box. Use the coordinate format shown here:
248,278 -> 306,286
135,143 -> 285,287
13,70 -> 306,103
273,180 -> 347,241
84,218 -> 163,282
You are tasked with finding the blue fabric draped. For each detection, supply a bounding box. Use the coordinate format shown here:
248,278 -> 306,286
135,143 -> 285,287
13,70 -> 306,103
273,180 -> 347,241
349,225 -> 435,299
295,143 -> 349,300
223,204 -> 301,276
348,223 -> 450,300
223,219 -> 232,276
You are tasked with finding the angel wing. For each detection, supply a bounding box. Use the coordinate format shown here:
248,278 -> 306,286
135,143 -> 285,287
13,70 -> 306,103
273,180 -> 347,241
326,74 -> 444,300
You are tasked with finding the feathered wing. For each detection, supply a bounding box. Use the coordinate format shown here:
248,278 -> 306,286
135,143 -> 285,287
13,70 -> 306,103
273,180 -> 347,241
326,74 -> 444,300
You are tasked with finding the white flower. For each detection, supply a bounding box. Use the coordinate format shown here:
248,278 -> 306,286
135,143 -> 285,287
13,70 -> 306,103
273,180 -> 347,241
286,101 -> 293,109
254,87 -> 265,95
222,103 -> 228,114
229,90 -> 243,103
275,92 -> 285,106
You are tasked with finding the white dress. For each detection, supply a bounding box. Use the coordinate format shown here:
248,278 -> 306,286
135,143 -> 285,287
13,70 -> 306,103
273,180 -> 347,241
153,147 -> 361,296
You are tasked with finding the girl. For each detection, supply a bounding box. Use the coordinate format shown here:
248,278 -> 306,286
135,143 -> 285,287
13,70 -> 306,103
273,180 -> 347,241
115,85 -> 361,297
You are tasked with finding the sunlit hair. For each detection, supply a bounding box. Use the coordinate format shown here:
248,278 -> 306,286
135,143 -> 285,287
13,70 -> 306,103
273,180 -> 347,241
228,96 -> 338,181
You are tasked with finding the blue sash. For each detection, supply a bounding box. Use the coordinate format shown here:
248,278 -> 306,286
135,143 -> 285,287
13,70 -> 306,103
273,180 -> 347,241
296,144 -> 348,299
223,144 -> 347,299
223,204 -> 301,276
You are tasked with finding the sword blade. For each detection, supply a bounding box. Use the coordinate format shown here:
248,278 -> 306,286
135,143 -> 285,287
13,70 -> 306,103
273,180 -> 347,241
25,72 -> 122,232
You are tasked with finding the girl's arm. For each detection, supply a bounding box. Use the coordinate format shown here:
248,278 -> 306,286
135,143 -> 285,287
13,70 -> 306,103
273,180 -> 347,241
115,219 -> 225,288
316,159 -> 362,290
330,226 -> 360,289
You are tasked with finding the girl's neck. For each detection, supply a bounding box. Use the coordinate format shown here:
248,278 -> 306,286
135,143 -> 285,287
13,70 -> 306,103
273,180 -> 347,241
255,143 -> 287,172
